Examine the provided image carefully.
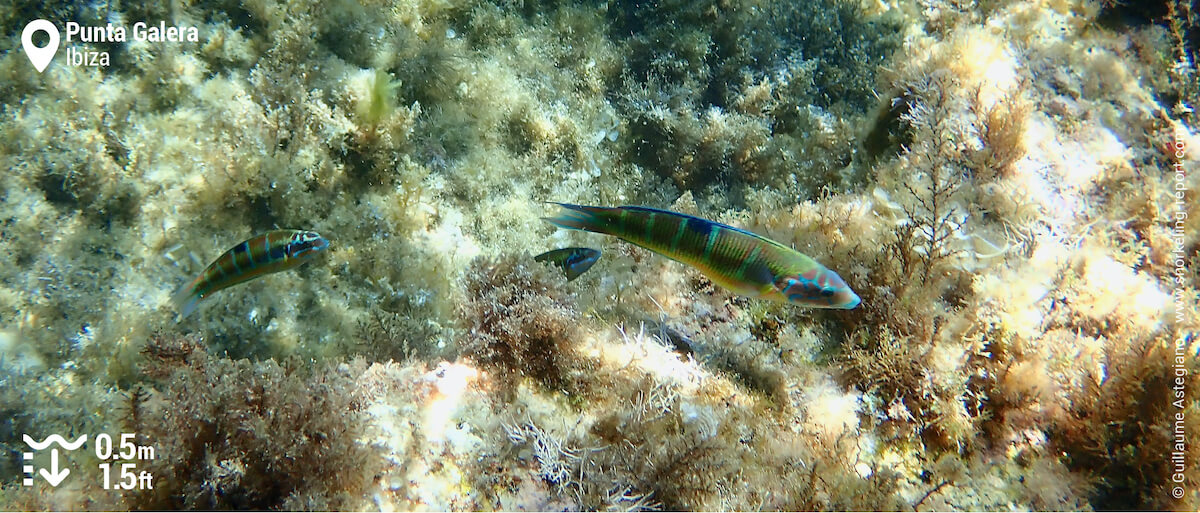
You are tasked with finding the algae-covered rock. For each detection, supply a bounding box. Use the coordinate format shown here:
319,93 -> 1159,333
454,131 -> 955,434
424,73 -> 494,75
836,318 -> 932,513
0,0 -> 1196,510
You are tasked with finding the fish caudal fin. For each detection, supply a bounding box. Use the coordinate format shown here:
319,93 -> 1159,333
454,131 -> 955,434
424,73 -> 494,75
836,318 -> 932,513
541,202 -> 615,235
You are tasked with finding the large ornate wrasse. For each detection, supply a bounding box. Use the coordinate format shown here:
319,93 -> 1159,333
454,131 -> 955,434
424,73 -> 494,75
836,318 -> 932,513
171,230 -> 330,319
543,203 -> 860,309
534,247 -> 602,281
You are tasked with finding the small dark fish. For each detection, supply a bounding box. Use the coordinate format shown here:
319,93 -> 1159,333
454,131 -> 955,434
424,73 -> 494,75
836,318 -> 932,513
534,247 -> 601,281
642,318 -> 698,357
171,230 -> 329,319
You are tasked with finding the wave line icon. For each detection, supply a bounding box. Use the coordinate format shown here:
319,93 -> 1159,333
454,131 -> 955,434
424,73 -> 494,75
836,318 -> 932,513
23,434 -> 87,451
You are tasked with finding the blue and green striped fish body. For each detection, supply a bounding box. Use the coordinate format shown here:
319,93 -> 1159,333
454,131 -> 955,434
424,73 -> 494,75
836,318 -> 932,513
534,247 -> 602,281
171,230 -> 329,319
543,203 -> 860,309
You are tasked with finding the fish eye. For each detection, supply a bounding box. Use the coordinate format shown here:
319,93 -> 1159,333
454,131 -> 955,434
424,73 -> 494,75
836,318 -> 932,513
822,289 -> 834,297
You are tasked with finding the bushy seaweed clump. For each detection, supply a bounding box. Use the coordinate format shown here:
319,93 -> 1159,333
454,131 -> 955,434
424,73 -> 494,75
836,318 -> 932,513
460,253 -> 595,396
126,333 -> 379,510
479,322 -> 909,512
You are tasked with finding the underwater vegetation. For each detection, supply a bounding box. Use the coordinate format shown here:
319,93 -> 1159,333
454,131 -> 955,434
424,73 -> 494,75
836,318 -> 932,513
0,0 -> 1197,511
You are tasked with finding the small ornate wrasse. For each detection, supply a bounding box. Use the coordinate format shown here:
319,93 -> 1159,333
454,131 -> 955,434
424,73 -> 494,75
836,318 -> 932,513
534,247 -> 602,281
171,230 -> 330,319
543,203 -> 860,309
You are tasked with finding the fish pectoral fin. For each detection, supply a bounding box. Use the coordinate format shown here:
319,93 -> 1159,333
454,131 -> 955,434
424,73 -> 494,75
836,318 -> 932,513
746,261 -> 776,288
170,279 -> 201,320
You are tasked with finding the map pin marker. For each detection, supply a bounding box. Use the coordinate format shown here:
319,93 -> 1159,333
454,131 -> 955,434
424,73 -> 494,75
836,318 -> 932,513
22,20 -> 60,73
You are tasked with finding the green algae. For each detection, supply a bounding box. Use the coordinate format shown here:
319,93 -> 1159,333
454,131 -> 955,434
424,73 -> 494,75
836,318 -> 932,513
0,0 -> 1198,510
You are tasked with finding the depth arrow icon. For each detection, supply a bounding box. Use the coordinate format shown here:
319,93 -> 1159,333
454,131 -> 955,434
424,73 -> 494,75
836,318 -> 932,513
39,449 -> 69,486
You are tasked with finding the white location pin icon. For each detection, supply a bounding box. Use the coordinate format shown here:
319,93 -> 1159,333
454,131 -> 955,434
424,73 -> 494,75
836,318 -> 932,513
22,19 -> 60,73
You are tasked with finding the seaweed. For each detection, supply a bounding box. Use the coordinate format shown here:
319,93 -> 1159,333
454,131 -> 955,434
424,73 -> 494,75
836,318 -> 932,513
127,333 -> 378,510
459,254 -> 594,396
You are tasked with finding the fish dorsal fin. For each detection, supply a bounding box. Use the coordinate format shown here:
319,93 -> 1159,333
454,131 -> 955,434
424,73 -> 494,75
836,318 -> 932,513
619,205 -> 795,251
618,206 -> 757,237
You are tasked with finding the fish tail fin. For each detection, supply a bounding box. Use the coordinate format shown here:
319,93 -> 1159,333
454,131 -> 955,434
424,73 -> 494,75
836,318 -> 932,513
170,278 -> 202,320
541,202 -> 616,235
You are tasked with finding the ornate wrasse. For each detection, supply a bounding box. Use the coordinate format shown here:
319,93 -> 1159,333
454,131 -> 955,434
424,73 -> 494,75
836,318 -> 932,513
171,230 -> 329,319
534,247 -> 602,281
543,203 -> 860,309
